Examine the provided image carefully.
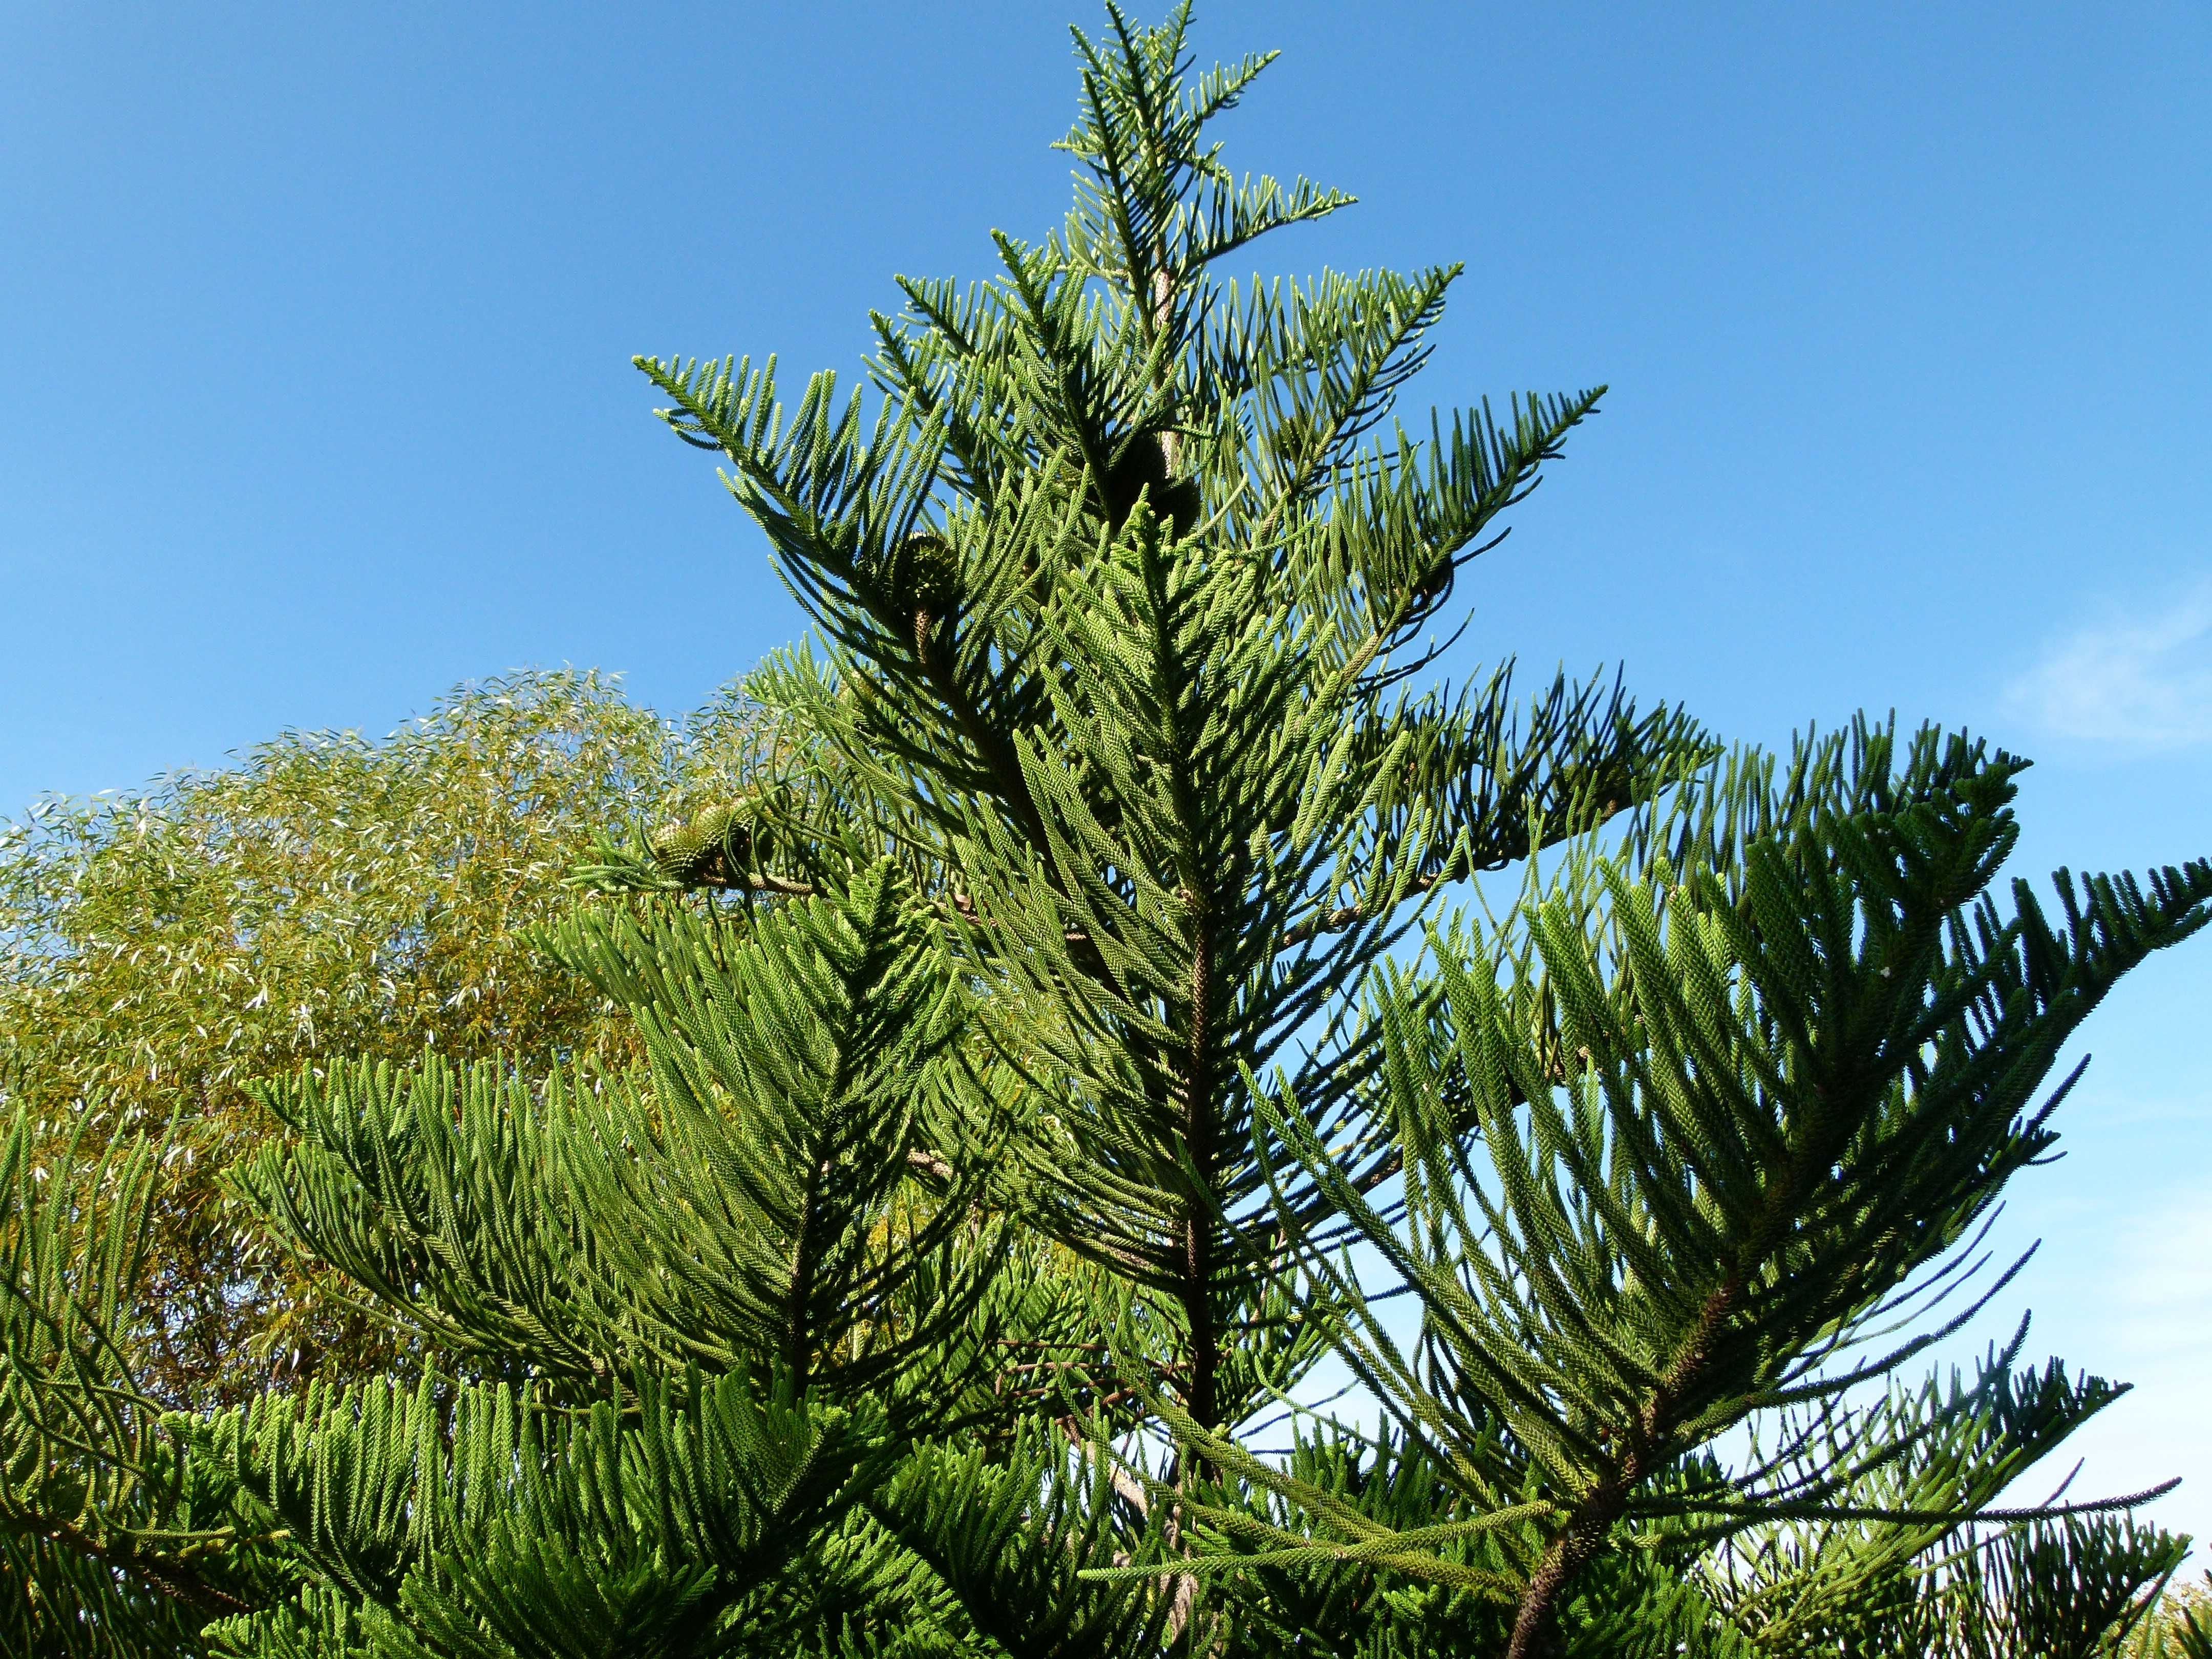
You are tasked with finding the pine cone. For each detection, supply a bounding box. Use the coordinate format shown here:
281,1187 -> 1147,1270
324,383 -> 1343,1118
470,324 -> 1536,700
693,802 -> 740,849
885,534 -> 961,615
649,820 -> 709,880
649,801 -> 753,886
1101,435 -> 1200,541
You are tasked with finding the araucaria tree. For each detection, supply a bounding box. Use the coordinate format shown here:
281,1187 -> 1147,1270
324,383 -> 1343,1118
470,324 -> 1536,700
7,8 -> 2212,1657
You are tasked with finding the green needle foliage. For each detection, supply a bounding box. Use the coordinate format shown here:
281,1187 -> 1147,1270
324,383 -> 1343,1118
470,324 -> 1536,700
1,1104 -> 295,1649
4,7 -> 2209,1657
867,1421 -> 1180,1659
625,0 -> 1703,1445
196,1368 -> 887,1659
236,861 -> 1002,1406
1143,724 -> 2212,1653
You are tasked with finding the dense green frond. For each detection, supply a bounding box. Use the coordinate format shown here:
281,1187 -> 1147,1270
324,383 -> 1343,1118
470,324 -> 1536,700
2,1112 -> 165,1549
636,353 -> 951,597
1196,265 -> 1455,519
202,1582 -> 376,1659
1215,725 -> 2211,1647
2,1107 -> 284,1645
736,1506 -> 985,1659
1301,392 -> 1607,679
243,866 -> 998,1402
548,865 -> 1003,1398
1697,1339 -> 2149,1649
2,1529 -> 216,1659
873,1421 -> 1177,1659
200,1367 -> 887,1659
1810,1518 -> 2185,1659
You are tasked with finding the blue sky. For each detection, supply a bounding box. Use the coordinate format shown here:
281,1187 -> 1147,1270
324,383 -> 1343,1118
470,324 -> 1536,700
5,2 -> 2209,1544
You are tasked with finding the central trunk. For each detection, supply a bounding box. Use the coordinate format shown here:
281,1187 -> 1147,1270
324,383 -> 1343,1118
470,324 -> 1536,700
1179,921 -> 1219,1448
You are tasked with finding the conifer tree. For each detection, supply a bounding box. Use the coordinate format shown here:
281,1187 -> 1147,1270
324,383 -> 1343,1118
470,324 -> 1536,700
1122,724 -> 2212,1654
6,7 -> 2211,1658
603,0 -> 1704,1449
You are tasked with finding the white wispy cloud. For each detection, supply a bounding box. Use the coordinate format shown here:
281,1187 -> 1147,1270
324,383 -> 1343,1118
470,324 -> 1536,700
2003,581 -> 2212,748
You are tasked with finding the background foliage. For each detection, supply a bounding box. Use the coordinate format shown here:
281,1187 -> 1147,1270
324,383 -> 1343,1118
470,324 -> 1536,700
0,668 -> 771,1406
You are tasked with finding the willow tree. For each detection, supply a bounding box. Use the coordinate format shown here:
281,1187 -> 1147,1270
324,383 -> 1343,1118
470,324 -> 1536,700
0,670 -> 773,1408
